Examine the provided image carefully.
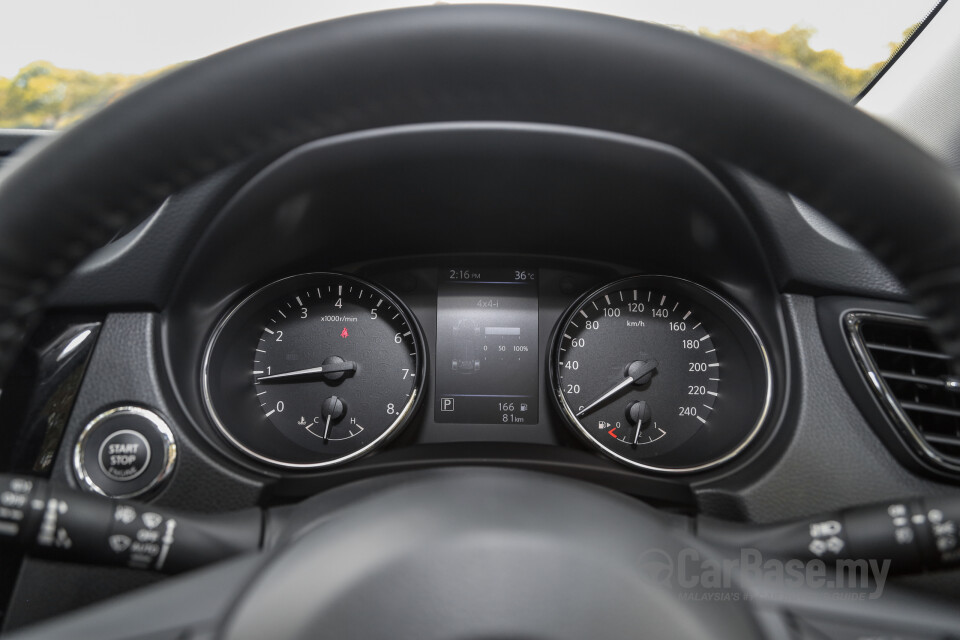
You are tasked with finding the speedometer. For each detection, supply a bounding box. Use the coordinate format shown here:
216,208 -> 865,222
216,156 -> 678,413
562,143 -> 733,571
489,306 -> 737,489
550,275 -> 772,473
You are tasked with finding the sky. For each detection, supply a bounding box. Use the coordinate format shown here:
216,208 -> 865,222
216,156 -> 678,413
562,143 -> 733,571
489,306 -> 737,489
0,0 -> 937,78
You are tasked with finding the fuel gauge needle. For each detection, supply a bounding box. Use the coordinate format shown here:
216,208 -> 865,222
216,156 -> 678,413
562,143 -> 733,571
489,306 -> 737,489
257,360 -> 357,382
575,359 -> 658,418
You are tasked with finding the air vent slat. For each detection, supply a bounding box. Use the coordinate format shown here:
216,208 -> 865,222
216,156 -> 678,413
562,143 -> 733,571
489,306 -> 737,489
900,401 -> 960,419
846,311 -> 960,472
864,342 -> 951,360
880,371 -> 950,387
921,433 -> 960,447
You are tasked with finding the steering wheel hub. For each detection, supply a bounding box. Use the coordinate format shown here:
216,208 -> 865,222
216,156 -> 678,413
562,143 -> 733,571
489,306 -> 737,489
224,469 -> 759,640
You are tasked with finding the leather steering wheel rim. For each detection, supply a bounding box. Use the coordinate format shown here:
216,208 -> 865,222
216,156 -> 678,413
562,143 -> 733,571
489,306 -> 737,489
1,5 -> 960,380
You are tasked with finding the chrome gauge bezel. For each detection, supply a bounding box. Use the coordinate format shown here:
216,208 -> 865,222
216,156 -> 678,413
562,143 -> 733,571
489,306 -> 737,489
549,275 -> 773,474
201,272 -> 427,469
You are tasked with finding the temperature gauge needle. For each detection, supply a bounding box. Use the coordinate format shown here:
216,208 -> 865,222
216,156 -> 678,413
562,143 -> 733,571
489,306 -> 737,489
320,396 -> 346,443
257,359 -> 357,382
575,359 -> 658,418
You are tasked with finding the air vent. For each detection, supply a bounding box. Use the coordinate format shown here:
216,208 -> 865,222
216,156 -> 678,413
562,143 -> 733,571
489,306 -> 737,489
846,312 -> 960,470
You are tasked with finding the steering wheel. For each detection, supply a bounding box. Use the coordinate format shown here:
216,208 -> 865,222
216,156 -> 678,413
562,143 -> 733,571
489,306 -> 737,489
3,5 -> 960,639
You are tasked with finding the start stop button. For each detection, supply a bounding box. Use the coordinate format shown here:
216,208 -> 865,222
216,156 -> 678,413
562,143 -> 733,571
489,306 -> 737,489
75,407 -> 176,498
97,429 -> 151,481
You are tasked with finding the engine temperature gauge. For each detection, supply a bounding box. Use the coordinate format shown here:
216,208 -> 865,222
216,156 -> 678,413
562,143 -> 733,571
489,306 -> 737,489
202,273 -> 425,468
551,275 -> 772,473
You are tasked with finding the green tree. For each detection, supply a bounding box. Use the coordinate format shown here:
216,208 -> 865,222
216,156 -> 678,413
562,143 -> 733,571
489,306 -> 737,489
0,23 -> 921,128
700,25 -> 887,97
0,62 -> 174,129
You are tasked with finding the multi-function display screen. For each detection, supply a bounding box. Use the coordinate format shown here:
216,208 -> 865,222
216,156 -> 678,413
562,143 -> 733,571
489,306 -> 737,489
435,268 -> 539,424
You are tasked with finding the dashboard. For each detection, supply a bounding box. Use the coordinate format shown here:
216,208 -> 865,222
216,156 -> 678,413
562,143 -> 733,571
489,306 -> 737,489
1,118 -> 958,628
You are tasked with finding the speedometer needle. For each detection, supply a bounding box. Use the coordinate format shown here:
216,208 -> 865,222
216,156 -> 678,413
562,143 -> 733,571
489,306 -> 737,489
574,359 -> 658,418
257,360 -> 357,382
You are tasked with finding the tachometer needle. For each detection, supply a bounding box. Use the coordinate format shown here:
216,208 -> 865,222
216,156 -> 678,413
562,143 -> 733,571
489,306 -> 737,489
575,359 -> 658,418
257,360 -> 357,383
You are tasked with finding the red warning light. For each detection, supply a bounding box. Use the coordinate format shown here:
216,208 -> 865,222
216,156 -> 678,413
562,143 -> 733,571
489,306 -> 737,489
340,328 -> 349,338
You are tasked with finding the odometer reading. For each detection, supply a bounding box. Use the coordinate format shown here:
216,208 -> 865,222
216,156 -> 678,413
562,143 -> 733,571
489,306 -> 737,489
202,273 -> 425,468
551,275 -> 772,472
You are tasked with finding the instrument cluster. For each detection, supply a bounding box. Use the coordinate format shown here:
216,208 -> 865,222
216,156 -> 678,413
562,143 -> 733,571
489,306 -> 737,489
201,261 -> 773,473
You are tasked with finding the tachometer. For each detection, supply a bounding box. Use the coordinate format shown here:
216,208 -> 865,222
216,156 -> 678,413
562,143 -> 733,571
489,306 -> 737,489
550,275 -> 771,473
202,273 -> 425,468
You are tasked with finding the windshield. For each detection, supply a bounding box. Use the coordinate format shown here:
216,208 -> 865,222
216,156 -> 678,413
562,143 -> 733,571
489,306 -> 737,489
0,0 -> 941,130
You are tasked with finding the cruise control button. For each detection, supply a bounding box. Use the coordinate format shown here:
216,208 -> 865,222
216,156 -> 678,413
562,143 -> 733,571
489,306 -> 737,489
97,430 -> 151,481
